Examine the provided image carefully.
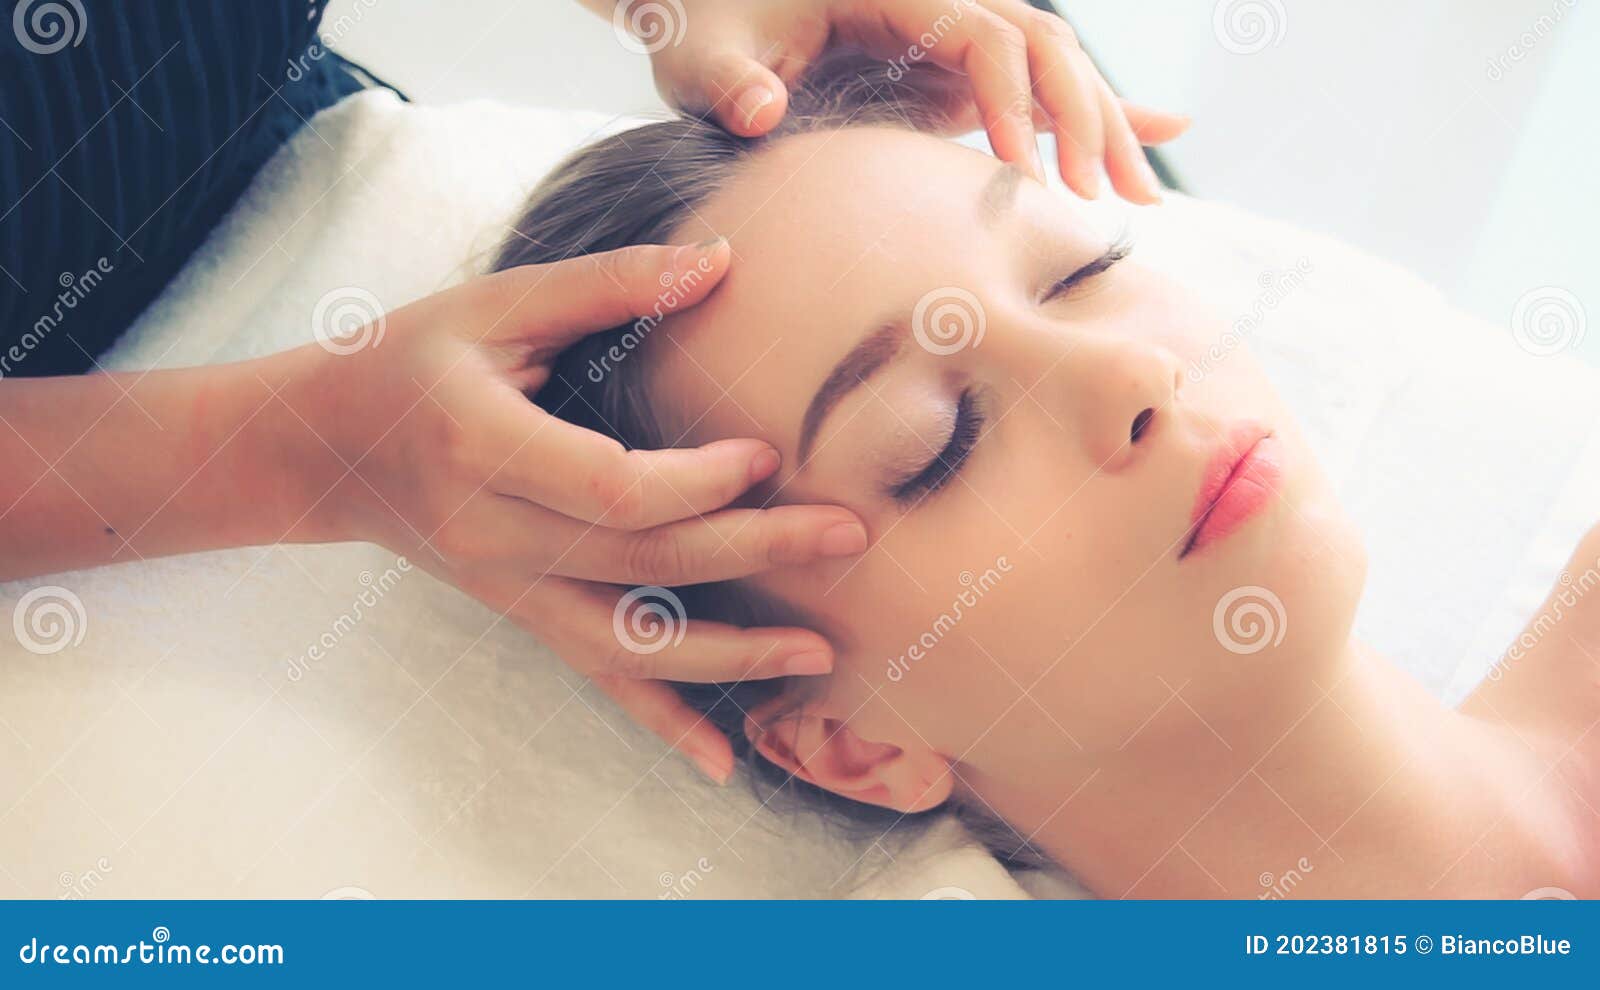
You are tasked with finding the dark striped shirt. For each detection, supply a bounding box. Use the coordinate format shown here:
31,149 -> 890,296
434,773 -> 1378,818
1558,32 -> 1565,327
0,0 -> 376,376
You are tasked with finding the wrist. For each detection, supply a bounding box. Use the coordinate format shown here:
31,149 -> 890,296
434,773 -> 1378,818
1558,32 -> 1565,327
236,344 -> 354,545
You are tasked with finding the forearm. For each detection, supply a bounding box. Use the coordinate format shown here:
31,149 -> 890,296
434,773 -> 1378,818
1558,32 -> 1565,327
0,346 -> 339,580
576,0 -> 616,18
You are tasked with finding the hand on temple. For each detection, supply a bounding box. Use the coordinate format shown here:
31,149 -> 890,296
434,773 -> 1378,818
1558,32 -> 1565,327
0,242 -> 863,784
289,240 -> 869,782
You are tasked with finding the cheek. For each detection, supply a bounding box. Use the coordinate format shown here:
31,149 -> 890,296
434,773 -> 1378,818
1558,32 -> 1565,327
955,552 -> 1190,752
760,526 -> 1024,751
1012,476 -> 1367,754
812,464 -> 1173,751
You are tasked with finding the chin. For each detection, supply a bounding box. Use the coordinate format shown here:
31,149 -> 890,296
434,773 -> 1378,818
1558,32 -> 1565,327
1200,471 -> 1367,667
1260,497 -> 1365,661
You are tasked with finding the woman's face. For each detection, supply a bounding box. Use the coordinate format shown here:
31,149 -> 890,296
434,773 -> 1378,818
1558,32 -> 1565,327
648,127 -> 1366,810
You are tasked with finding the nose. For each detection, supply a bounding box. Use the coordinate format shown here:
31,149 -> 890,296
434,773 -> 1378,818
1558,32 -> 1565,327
1055,335 -> 1182,472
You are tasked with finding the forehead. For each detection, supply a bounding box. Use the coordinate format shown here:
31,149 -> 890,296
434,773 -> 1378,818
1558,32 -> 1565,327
696,127 -> 1001,286
648,129 -> 1000,443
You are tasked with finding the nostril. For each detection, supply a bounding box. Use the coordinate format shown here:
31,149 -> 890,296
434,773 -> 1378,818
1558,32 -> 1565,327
1130,407 -> 1154,444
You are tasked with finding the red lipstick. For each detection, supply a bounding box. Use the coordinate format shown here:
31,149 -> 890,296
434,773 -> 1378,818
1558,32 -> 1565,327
1179,424 -> 1282,560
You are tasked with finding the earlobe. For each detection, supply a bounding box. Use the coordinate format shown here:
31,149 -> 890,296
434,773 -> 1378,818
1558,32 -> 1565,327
744,706 -> 954,814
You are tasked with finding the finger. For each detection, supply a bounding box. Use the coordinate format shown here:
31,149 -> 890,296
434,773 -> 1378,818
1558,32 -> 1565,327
591,675 -> 733,784
472,238 -> 732,349
1097,79 -> 1162,204
888,5 -> 1041,180
697,50 -> 790,136
555,503 -> 869,585
524,577 -> 836,685
466,493 -> 868,583
471,386 -> 784,529
1010,7 -> 1102,197
1120,99 -> 1191,145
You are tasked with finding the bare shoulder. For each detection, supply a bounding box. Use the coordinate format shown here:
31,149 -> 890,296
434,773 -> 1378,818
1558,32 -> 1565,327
1465,524 -> 1600,726
1547,524 -> 1600,643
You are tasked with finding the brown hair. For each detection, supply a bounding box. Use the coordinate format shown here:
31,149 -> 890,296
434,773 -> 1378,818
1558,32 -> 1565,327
491,53 -> 1040,866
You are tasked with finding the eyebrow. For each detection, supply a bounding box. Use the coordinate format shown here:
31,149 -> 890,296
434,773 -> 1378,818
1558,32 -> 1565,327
797,321 -> 905,464
981,162 -> 1024,226
794,162 -> 1022,466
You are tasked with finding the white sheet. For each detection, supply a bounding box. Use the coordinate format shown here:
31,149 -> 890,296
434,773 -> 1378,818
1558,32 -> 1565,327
2,91 -> 1596,899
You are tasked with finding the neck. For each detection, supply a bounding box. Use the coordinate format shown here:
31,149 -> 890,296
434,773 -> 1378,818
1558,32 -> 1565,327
969,640 -> 1576,897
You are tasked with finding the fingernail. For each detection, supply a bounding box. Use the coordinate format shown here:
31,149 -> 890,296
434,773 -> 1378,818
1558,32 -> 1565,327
688,744 -> 732,785
736,86 -> 774,129
818,521 -> 868,557
780,649 -> 833,677
748,446 -> 781,484
673,236 -> 726,273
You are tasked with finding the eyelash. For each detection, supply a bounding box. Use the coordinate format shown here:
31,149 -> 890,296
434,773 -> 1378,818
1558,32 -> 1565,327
1040,238 -> 1132,304
891,388 -> 984,507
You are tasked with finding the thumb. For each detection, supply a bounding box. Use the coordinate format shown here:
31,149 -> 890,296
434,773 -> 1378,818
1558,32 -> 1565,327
675,47 -> 790,137
708,52 -> 789,137
473,238 -> 732,351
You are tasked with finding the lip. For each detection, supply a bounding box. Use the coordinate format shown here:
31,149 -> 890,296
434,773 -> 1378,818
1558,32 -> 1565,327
1178,424 -> 1282,560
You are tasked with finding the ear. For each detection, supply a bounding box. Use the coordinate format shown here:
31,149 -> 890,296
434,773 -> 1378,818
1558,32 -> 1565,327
743,701 -> 953,814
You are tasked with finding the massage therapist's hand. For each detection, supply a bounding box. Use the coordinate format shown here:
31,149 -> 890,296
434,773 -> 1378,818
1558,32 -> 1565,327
0,240 -> 860,784
594,0 -> 1190,202
285,239 -> 865,781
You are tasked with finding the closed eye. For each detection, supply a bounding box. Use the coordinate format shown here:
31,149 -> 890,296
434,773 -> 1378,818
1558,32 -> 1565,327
1040,239 -> 1132,304
890,388 -> 984,507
